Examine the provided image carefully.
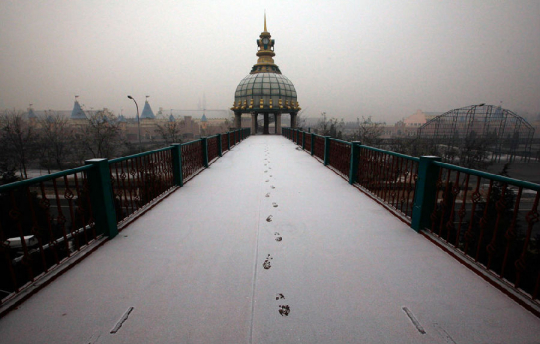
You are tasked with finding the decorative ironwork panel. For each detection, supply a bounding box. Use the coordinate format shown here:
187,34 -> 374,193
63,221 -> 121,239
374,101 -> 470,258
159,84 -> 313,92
304,133 -> 312,152
109,149 -> 174,224
182,141 -> 204,182
328,140 -> 350,178
313,136 -> 325,161
208,136 -> 219,163
356,148 -> 418,219
221,134 -> 229,153
0,169 -> 96,305
427,166 -> 540,302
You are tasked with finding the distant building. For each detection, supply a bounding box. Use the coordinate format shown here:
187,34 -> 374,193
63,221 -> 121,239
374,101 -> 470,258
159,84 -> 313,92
24,97 -> 233,143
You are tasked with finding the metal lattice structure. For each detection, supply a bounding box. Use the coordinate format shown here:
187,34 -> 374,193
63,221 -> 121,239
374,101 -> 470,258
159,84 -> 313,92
417,105 -> 535,162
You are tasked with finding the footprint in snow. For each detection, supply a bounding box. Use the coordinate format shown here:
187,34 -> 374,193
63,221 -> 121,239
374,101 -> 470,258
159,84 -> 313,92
279,305 -> 290,316
263,254 -> 273,269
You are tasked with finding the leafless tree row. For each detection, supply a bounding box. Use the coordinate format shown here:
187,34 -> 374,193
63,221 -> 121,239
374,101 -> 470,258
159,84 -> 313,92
0,109 -> 126,183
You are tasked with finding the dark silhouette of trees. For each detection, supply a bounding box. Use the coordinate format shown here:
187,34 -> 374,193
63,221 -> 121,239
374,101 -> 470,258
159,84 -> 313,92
0,110 -> 39,179
76,110 -> 125,161
37,111 -> 74,172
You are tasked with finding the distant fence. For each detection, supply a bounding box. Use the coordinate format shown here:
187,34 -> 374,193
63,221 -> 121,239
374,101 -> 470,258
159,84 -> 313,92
0,128 -> 250,309
283,127 -> 540,313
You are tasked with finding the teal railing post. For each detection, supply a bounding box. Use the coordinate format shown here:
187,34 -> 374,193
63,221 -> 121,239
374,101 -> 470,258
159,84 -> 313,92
349,141 -> 361,185
171,144 -> 183,187
227,131 -> 231,149
311,133 -> 315,156
302,131 -> 306,150
217,134 -> 223,157
411,156 -> 441,232
85,158 -> 118,238
324,136 -> 331,166
201,137 -> 209,168
240,128 -> 244,141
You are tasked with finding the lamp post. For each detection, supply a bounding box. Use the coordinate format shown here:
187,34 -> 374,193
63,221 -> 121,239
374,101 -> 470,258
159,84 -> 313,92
127,95 -> 142,152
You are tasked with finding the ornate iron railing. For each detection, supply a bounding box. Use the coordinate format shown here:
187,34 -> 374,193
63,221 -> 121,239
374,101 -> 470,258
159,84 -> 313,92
0,166 -> 96,306
181,140 -> 204,182
313,135 -> 325,161
221,133 -> 229,154
207,135 -> 219,163
109,147 -> 175,224
304,133 -> 312,153
428,162 -> 540,302
357,147 -> 419,218
327,139 -> 351,179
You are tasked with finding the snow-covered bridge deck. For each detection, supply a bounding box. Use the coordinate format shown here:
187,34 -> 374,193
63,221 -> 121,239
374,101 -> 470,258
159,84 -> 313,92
1,135 -> 539,343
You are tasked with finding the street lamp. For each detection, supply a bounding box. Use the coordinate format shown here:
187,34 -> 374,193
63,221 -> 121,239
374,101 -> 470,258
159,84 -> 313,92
127,95 -> 142,152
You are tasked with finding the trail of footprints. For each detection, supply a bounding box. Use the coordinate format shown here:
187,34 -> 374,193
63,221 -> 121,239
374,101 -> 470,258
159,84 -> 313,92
262,145 -> 290,317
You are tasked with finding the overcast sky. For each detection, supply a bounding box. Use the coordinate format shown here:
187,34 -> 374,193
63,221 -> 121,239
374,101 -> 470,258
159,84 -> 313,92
1,0 -> 539,122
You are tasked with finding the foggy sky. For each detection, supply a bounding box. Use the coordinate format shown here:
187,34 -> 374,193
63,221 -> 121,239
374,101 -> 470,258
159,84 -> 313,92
1,0 -> 539,122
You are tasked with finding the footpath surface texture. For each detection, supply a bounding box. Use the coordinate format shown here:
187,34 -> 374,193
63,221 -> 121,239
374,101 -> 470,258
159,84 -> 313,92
1,135 -> 539,344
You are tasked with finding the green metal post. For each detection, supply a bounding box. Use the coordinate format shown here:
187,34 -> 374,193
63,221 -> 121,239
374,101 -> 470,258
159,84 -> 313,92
217,134 -> 223,157
171,144 -> 183,187
311,133 -> 315,156
202,137 -> 209,168
302,131 -> 306,150
85,159 -> 118,238
411,156 -> 441,232
227,131 -> 231,149
349,141 -> 361,185
324,136 -> 331,166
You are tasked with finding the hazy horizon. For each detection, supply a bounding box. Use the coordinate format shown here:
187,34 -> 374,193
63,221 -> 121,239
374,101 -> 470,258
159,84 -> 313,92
1,0 -> 539,123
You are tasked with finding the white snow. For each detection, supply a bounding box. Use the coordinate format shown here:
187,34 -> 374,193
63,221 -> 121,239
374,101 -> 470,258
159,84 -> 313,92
0,135 -> 539,344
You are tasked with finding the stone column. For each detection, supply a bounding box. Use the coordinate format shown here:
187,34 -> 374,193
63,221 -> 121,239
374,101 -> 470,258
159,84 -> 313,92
276,113 -> 282,134
290,112 -> 297,128
251,113 -> 257,136
235,112 -> 242,129
264,113 -> 269,134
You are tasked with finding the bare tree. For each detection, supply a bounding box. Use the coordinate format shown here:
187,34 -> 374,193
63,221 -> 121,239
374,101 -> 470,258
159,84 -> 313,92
349,116 -> 384,146
154,120 -> 184,145
317,112 -> 344,139
37,111 -> 74,172
0,110 -> 39,179
76,110 -> 124,160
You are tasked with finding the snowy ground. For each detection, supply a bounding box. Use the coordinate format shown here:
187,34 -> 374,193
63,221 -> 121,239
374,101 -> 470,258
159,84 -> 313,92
0,135 -> 539,344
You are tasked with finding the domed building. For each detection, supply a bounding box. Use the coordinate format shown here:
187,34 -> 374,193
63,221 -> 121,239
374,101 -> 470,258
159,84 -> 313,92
232,15 -> 300,134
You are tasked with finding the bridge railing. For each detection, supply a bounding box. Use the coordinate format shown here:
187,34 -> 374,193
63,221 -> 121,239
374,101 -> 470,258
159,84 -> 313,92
425,161 -> 540,304
0,128 -> 250,309
109,147 -> 175,225
0,166 -> 97,307
283,127 -> 539,310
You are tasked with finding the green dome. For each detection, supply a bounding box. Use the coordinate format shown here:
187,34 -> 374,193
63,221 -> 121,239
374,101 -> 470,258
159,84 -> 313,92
233,73 -> 298,111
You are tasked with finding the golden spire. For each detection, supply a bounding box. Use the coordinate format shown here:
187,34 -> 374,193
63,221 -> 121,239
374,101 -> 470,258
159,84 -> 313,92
251,12 -> 281,74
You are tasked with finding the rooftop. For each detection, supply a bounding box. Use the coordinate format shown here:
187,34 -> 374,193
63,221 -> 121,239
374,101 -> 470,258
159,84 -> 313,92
0,135 -> 539,343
